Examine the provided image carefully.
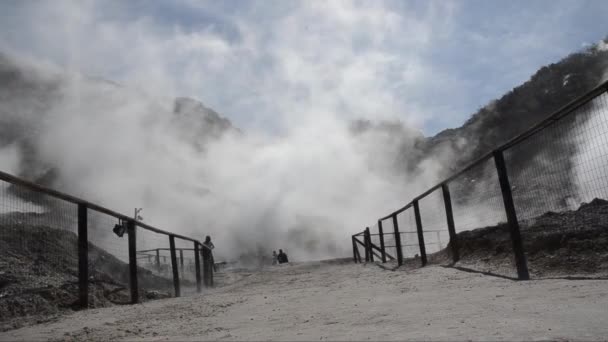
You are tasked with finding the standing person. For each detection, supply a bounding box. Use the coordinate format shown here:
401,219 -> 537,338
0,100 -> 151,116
201,236 -> 215,287
272,251 -> 278,265
277,249 -> 289,264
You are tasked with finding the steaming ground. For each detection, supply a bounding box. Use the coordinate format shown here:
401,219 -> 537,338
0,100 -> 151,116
2,260 -> 608,341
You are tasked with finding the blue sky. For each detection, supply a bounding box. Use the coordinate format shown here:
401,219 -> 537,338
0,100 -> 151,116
1,0 -> 607,135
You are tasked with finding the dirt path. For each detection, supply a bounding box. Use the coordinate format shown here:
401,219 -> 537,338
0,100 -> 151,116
2,260 -> 608,341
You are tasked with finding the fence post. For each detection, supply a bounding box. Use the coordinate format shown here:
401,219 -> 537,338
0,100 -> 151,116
127,220 -> 139,304
392,214 -> 403,266
441,183 -> 460,262
493,150 -> 530,280
169,235 -> 181,297
378,220 -> 387,263
194,242 -> 202,293
413,200 -> 428,266
77,203 -> 88,309
365,227 -> 374,262
362,230 -> 369,262
352,235 -> 358,263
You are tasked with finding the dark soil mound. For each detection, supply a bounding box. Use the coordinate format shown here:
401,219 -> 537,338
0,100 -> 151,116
431,198 -> 608,278
0,212 -> 176,331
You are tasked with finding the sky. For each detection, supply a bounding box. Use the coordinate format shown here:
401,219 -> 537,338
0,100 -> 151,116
1,0 -> 607,135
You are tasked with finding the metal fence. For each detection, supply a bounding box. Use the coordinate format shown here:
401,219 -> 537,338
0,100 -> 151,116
352,79 -> 608,280
0,170 -> 215,311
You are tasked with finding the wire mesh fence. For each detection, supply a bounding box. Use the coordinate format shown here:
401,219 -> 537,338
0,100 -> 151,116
135,226 -> 176,299
503,90 -> 608,277
0,179 -> 80,319
352,80 -> 608,281
447,157 -> 517,278
396,209 -> 420,259
0,168 -> 214,324
87,209 -> 132,305
417,189 -> 449,256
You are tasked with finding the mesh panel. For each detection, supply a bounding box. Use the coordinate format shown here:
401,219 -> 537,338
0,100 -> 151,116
87,209 -> 130,305
417,189 -> 449,256
136,227 -> 176,297
504,91 -> 608,277
396,209 -> 420,259
449,158 -> 507,232
447,158 -> 516,277
0,180 -> 79,317
174,237 -> 199,295
379,218 -> 397,262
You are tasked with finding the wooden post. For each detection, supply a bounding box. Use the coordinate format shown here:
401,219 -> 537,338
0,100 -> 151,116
194,242 -> 202,293
127,220 -> 139,304
365,227 -> 374,262
442,183 -> 460,262
493,150 -> 530,280
392,214 -> 403,266
352,236 -> 358,263
413,200 -> 428,266
77,203 -> 88,309
378,220 -> 387,263
353,236 -> 363,263
169,235 -> 181,297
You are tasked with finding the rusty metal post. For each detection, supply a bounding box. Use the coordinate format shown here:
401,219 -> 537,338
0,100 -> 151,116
378,220 -> 387,263
442,183 -> 460,262
352,235 -> 358,263
364,227 -> 374,262
77,203 -> 88,309
413,200 -> 428,266
493,150 -> 530,280
169,235 -> 181,296
127,220 -> 139,304
392,214 -> 403,266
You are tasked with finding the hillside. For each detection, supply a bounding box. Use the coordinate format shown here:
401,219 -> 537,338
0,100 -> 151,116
427,43 -> 608,181
0,212 -> 180,331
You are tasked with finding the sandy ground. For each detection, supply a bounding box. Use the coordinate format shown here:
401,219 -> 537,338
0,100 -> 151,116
2,260 -> 608,341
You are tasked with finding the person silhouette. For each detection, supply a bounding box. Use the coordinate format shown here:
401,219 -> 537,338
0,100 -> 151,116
277,249 -> 289,264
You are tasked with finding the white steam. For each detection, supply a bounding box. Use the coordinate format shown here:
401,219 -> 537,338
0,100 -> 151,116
0,1 -> 462,262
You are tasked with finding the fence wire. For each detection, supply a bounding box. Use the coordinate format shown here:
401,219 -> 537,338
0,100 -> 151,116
504,91 -> 608,277
136,228 -> 176,298
87,209 -> 131,305
396,209 -> 420,259
0,180 -> 79,320
417,189 -> 449,257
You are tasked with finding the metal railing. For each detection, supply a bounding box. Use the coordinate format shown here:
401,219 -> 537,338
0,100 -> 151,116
0,169 -> 215,309
352,79 -> 608,280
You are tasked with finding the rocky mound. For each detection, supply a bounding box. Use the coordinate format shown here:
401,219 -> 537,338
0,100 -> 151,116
431,198 -> 608,278
0,212 -> 178,332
